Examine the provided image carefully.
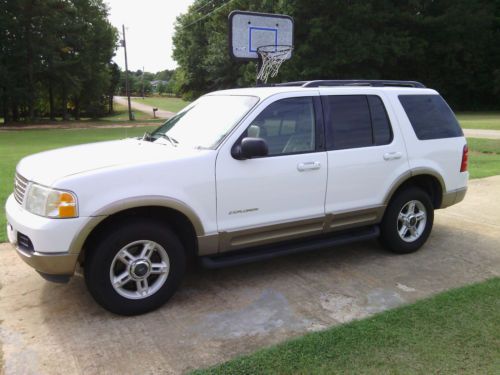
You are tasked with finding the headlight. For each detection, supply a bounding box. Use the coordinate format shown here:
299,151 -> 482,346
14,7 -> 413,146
25,183 -> 78,218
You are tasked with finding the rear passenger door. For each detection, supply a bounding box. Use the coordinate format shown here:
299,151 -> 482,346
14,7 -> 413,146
321,91 -> 410,227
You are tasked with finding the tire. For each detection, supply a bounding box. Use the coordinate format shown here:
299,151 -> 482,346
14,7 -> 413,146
380,187 -> 434,254
84,219 -> 186,315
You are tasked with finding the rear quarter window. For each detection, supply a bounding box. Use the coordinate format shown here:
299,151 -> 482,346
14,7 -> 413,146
399,95 -> 463,140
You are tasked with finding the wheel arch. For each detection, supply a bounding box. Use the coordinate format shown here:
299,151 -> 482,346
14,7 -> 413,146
384,169 -> 445,210
71,196 -> 205,265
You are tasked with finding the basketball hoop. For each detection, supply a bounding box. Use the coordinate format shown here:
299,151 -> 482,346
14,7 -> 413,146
256,45 -> 293,83
228,11 -> 294,84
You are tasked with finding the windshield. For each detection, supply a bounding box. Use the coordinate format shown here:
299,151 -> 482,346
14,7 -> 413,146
150,95 -> 259,149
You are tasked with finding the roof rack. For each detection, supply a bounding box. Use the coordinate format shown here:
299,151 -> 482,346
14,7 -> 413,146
276,80 -> 426,88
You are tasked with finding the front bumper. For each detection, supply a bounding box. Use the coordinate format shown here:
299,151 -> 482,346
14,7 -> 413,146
5,194 -> 88,277
14,241 -> 79,276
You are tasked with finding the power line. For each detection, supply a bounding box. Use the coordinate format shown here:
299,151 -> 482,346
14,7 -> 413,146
180,0 -> 232,30
180,0 -> 235,30
190,0 -> 215,15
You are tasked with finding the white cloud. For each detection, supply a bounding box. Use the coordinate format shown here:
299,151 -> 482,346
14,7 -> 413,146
106,0 -> 194,73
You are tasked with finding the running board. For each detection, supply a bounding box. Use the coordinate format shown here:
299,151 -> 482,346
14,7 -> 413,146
200,225 -> 380,269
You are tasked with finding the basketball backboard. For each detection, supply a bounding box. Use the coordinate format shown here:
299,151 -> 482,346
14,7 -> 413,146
229,11 -> 294,61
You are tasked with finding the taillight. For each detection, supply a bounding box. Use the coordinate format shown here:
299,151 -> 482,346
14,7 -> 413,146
460,144 -> 468,172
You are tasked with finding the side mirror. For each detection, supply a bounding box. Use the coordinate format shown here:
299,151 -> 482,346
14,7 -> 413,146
232,137 -> 269,160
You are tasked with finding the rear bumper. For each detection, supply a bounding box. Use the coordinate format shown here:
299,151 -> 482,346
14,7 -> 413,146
441,187 -> 467,208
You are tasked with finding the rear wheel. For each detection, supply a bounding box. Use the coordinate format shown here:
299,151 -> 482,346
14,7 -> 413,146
84,220 -> 186,315
380,187 -> 434,254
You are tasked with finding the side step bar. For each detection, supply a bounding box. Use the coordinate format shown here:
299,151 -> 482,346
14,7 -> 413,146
200,225 -> 380,269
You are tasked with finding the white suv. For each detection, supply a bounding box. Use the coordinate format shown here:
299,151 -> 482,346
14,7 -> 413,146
6,80 -> 468,315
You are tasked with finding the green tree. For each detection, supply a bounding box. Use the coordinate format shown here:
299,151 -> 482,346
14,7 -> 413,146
172,0 -> 500,110
0,0 -> 118,123
144,81 -> 153,96
157,82 -> 167,95
70,0 -> 118,118
108,62 -> 121,114
155,69 -> 175,81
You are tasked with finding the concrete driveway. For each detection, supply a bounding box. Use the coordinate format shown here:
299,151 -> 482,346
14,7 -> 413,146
1,176 -> 499,374
463,128 -> 500,139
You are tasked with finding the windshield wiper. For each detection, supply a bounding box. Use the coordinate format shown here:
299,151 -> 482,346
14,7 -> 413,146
141,132 -> 153,141
157,133 -> 179,147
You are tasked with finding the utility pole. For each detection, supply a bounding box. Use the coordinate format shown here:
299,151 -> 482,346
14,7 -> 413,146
122,24 -> 133,121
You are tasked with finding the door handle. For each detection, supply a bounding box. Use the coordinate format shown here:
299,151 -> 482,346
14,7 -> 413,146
297,161 -> 321,171
383,152 -> 402,161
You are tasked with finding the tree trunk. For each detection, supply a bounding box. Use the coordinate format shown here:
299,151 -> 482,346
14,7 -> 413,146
61,88 -> 69,121
25,0 -> 35,121
74,97 -> 80,120
2,89 -> 10,125
12,102 -> 19,122
48,79 -> 55,120
108,94 -> 114,114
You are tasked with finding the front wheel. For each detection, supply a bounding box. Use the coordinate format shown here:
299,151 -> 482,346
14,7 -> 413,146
380,187 -> 434,254
84,220 -> 186,315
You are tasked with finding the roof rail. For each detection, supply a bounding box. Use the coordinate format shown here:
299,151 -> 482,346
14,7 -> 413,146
275,80 -> 426,88
274,81 -> 310,87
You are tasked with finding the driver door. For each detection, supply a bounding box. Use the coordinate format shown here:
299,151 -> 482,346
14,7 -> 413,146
215,94 -> 328,252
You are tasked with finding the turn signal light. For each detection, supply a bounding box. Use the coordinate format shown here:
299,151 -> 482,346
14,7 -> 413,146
58,192 -> 77,218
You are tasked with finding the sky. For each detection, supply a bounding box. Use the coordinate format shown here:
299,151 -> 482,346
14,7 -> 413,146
105,0 -> 194,73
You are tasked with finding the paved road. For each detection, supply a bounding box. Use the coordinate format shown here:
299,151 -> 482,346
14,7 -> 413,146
463,128 -> 500,139
114,96 -> 175,119
1,176 -> 500,374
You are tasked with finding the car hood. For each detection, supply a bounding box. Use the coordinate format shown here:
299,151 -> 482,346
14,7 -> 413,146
17,138 -> 199,186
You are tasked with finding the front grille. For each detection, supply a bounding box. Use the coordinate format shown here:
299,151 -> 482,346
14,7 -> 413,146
14,172 -> 29,205
17,232 -> 34,252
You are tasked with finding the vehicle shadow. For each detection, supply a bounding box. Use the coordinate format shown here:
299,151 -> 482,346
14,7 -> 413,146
42,237 -> 388,316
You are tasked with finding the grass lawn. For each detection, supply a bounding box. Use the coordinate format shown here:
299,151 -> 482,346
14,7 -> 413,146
456,112 -> 500,130
194,277 -> 500,375
137,96 -> 190,113
0,126 -> 157,243
468,138 -> 500,179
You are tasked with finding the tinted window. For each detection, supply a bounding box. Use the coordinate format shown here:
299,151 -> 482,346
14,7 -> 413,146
246,97 -> 316,156
323,95 -> 392,150
368,96 -> 392,145
399,95 -> 463,140
323,96 -> 372,149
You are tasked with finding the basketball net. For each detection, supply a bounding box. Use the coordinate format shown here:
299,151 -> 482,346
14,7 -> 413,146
256,45 -> 293,83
